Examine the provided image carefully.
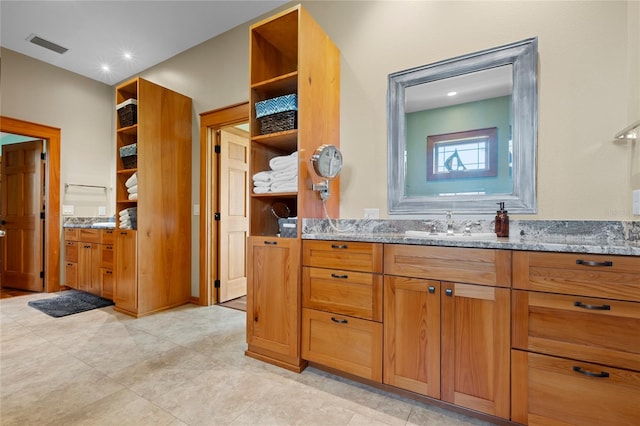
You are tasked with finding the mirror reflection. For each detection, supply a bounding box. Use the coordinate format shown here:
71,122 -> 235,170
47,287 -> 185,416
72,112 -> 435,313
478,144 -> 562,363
388,38 -> 538,215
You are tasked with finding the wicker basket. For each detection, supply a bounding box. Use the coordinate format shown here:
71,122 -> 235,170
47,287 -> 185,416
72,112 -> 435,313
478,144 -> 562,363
121,155 -> 137,169
117,99 -> 138,127
259,110 -> 297,134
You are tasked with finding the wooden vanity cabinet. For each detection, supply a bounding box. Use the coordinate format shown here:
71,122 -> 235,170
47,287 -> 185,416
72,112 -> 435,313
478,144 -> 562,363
64,228 -> 113,298
511,251 -> 640,425
301,241 -> 383,381
246,237 -> 302,371
384,244 -> 512,420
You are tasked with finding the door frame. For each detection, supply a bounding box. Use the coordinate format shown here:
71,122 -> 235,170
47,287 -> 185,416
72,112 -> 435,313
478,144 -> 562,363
0,116 -> 61,292
198,102 -> 249,305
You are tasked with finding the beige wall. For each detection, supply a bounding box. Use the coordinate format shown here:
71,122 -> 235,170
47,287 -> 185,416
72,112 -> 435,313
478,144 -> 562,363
2,1 -> 638,295
1,48 -> 115,217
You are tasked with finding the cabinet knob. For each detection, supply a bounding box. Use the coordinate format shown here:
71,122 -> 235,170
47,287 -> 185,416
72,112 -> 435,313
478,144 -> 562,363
445,288 -> 453,297
428,286 -> 436,294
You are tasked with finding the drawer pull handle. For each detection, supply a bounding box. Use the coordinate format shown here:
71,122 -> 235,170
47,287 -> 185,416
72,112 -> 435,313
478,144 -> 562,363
331,273 -> 348,279
574,301 -> 611,311
264,241 -> 277,245
119,232 -> 128,235
572,366 -> 609,378
105,270 -> 112,275
445,288 -> 453,297
331,317 -> 348,324
428,286 -> 436,294
576,259 -> 613,267
331,244 -> 348,249
84,245 -> 91,249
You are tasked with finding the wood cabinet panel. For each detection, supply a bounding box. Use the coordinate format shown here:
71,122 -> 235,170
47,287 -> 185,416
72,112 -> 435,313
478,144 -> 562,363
302,266 -> 382,321
114,230 -> 137,314
441,282 -> 511,419
78,229 -> 100,244
246,237 -> 302,370
516,351 -> 640,426
512,289 -> 640,372
64,228 -> 78,241
100,245 -> 114,269
100,268 -> 114,300
101,229 -> 115,245
302,240 -> 383,273
64,261 -> 77,289
384,244 -> 511,287
64,241 -> 77,263
384,276 -> 440,398
513,251 -> 640,300
301,308 -> 382,382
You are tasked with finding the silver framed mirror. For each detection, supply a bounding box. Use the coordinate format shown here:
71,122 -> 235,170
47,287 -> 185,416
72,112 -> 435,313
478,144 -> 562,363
388,38 -> 538,215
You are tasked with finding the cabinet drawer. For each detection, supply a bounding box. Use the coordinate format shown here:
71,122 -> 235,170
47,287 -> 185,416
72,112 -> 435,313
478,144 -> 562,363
65,261 -> 77,288
512,290 -> 640,371
100,245 -> 114,269
64,241 -> 78,262
302,240 -> 383,273
101,229 -> 115,245
64,228 -> 79,241
301,308 -> 382,382
79,228 -> 101,244
384,244 -> 511,287
517,351 -> 640,426
302,267 -> 382,321
513,251 -> 640,301
100,268 -> 114,300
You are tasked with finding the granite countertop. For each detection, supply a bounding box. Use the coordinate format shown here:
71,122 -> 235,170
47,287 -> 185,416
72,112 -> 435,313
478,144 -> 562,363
63,217 -> 116,229
302,219 -> 640,256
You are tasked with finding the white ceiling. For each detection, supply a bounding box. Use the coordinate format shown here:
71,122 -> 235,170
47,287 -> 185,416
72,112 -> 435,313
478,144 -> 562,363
0,0 -> 288,86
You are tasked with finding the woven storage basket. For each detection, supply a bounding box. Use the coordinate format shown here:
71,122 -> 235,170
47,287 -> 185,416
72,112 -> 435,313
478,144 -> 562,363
119,143 -> 137,169
255,94 -> 297,135
117,99 -> 138,127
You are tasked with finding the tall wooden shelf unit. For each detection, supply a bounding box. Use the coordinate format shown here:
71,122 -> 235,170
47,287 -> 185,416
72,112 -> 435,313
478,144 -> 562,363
114,77 -> 193,317
246,5 -> 340,372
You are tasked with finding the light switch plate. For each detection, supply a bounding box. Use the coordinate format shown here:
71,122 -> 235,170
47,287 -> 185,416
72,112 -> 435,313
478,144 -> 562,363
98,206 -> 106,216
194,204 -> 200,216
62,205 -> 74,215
633,189 -> 640,216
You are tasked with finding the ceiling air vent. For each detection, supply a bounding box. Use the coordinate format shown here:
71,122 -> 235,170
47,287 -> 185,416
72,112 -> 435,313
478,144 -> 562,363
27,34 -> 68,54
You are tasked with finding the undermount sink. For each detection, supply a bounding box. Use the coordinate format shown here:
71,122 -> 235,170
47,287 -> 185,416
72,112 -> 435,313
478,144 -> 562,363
91,222 -> 115,229
404,230 -> 498,240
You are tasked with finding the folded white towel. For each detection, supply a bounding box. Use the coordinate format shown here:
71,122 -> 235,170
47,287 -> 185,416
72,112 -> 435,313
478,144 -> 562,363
253,180 -> 271,187
127,185 -> 138,194
252,171 -> 273,182
270,181 -> 297,192
253,186 -> 271,194
119,209 -> 129,218
119,219 -> 131,227
125,172 -> 138,188
271,166 -> 297,181
128,193 -> 138,201
269,152 -> 298,171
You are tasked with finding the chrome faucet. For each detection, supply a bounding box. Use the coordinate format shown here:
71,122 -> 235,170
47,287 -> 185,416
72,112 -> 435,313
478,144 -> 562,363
446,211 -> 454,235
463,221 -> 481,236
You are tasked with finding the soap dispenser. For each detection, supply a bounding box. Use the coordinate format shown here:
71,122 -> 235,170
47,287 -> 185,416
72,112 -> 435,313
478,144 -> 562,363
495,202 -> 509,237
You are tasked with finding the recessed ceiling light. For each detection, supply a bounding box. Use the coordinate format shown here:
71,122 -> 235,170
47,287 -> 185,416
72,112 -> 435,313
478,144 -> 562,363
447,91 -> 457,97
123,52 -> 132,60
101,64 -> 110,72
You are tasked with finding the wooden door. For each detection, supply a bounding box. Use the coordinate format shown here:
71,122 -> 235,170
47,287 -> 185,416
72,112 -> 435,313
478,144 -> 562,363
441,282 -> 511,419
0,140 -> 44,291
246,236 -> 302,369
383,276 -> 441,398
218,128 -> 249,302
114,230 -> 137,314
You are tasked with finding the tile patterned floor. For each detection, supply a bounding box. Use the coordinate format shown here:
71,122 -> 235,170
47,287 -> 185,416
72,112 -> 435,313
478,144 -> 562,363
1,292 -> 492,425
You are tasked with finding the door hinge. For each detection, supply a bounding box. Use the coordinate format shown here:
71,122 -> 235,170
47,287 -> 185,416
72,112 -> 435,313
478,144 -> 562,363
40,271 -> 44,279
214,212 -> 221,221
41,152 -> 46,160
214,145 -> 221,154
214,279 -> 220,288
40,212 -> 45,219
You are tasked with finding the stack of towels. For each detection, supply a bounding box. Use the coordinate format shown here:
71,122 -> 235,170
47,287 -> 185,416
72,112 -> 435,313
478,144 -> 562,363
119,207 -> 137,230
125,172 -> 138,200
253,151 -> 298,194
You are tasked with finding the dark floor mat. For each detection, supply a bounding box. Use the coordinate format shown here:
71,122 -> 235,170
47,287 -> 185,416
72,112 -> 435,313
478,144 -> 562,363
27,290 -> 114,318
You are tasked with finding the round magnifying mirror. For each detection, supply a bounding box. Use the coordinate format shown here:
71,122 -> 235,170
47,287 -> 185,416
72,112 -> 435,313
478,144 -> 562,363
311,144 -> 343,180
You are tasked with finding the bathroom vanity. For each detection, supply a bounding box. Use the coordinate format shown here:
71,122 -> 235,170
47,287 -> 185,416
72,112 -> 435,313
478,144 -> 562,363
295,219 -> 640,425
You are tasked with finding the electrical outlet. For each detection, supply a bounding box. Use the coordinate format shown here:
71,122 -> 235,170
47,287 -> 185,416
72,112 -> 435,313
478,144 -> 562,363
194,204 -> 200,216
364,208 -> 379,219
62,205 -> 74,215
98,206 -> 106,216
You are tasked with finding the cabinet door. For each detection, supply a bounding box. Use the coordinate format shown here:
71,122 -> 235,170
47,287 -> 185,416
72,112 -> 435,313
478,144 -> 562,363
65,261 -> 77,289
246,237 -> 301,370
100,268 -> 114,300
441,282 -> 511,419
383,276 -> 441,398
88,243 -> 101,295
114,230 -> 137,313
77,243 -> 92,292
